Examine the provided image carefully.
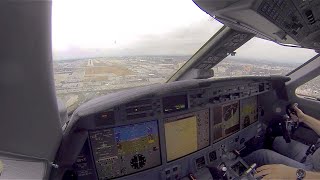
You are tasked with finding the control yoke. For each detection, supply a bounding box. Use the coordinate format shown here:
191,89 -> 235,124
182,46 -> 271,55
281,103 -> 300,143
285,103 -> 300,130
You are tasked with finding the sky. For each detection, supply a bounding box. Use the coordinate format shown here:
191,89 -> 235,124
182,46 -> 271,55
52,0 -> 317,63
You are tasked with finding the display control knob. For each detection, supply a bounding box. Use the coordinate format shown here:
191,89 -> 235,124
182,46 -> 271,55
221,166 -> 228,180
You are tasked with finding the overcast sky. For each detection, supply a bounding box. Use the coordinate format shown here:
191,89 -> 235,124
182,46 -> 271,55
52,0 -> 317,63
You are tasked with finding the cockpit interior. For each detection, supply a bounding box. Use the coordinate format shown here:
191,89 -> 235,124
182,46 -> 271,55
1,0 -> 320,180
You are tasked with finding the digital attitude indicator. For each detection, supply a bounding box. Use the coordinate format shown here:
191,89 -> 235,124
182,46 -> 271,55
89,121 -> 161,179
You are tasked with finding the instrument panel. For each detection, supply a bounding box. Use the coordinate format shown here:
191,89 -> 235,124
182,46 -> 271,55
57,77 -> 286,180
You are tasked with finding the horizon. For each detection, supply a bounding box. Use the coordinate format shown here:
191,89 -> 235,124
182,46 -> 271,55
53,54 -> 310,66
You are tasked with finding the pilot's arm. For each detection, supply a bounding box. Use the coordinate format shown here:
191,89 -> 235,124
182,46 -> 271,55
255,164 -> 320,179
292,104 -> 320,136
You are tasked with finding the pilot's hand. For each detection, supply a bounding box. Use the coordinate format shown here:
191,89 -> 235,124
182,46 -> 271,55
291,103 -> 305,122
254,164 -> 297,180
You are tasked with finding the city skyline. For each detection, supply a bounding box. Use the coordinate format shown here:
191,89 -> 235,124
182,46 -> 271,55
53,56 -> 319,113
53,51 -> 317,65
52,38 -> 318,63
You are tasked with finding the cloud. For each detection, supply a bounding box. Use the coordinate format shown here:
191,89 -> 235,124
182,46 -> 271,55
52,0 -> 317,63
115,19 -> 223,56
53,19 -> 223,60
53,19 -> 317,64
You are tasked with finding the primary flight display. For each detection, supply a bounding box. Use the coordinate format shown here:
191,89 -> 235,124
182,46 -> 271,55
89,121 -> 161,179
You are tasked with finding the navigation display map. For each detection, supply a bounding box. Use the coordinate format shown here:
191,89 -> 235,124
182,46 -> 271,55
164,109 -> 210,161
223,101 -> 240,135
212,101 -> 240,141
89,121 -> 161,179
240,96 -> 258,128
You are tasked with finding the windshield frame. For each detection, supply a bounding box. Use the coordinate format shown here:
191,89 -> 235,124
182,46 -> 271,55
168,25 -> 318,81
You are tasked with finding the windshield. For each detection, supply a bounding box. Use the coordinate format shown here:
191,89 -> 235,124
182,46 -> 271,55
53,1 -> 318,113
52,0 -> 223,112
213,38 -> 317,77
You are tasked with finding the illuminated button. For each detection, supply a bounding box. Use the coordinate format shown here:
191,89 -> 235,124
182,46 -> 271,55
222,167 -> 227,172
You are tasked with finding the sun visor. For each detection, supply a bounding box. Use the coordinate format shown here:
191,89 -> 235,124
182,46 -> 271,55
0,0 -> 62,164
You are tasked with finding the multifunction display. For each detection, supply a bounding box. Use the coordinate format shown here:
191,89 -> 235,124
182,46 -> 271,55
240,96 -> 258,128
164,109 -> 210,161
223,101 -> 240,136
213,101 -> 240,142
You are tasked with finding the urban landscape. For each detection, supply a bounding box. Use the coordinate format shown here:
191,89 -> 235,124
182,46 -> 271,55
53,56 -> 319,112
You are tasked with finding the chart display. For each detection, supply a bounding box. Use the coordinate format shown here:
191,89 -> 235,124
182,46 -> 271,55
89,121 -> 161,179
164,109 -> 210,161
240,96 -> 258,128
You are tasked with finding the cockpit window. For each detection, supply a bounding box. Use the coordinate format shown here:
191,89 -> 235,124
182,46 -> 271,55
52,0 -> 223,112
296,75 -> 320,99
213,37 -> 317,77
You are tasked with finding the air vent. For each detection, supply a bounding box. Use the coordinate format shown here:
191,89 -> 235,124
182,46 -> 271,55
126,99 -> 152,107
125,99 -> 155,120
305,10 -> 316,24
126,105 -> 152,113
209,151 -> 217,162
